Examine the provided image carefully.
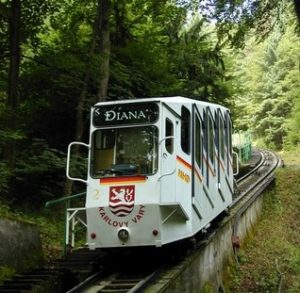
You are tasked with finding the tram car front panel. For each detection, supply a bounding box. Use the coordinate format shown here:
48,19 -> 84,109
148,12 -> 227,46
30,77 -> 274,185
79,97 -> 233,248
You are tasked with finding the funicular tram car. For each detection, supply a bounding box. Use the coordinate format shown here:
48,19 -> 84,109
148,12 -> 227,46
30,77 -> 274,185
67,96 -> 234,248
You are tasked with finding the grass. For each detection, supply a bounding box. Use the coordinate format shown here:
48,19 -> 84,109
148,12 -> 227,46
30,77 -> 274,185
0,200 -> 65,284
225,149 -> 300,292
0,200 -> 65,260
0,267 -> 15,285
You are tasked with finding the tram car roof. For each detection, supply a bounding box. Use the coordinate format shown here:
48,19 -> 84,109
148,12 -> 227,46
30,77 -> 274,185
94,96 -> 230,113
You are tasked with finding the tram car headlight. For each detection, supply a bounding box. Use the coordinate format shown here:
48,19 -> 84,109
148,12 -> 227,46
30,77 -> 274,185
118,228 -> 130,242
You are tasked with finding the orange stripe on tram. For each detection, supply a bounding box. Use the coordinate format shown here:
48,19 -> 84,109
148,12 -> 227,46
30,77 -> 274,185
100,176 -> 146,185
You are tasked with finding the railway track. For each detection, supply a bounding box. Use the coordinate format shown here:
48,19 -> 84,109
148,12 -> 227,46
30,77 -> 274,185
233,149 -> 281,206
64,149 -> 282,292
0,149 -> 281,293
68,270 -> 159,293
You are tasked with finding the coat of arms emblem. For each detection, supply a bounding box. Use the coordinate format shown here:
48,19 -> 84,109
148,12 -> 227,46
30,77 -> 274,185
109,185 -> 135,217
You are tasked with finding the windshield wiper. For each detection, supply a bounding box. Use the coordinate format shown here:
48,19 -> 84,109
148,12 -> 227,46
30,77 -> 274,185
110,164 -> 138,175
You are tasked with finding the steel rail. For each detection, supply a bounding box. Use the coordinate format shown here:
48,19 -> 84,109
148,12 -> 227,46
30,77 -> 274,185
128,271 -> 158,293
231,150 -> 275,207
236,149 -> 264,184
69,270 -> 160,293
232,150 -> 280,213
66,271 -> 104,293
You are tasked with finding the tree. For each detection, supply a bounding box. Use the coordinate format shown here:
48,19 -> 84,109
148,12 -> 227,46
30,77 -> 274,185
6,0 -> 297,204
285,97 -> 300,147
97,0 -> 111,101
63,0 -> 111,196
232,13 -> 299,149
293,0 -> 300,28
211,0 -> 299,45
0,0 -> 59,198
3,0 -> 21,169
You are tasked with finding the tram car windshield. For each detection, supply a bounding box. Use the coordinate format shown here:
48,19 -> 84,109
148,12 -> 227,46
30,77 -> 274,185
92,126 -> 158,176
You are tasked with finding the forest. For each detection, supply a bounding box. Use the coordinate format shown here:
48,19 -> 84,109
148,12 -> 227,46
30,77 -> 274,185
0,0 -> 299,208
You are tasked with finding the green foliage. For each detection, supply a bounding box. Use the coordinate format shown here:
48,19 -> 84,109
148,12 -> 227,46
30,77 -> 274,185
0,128 -> 25,196
0,0 -> 298,205
201,282 -> 214,293
67,148 -> 89,181
0,198 -> 64,262
13,139 -> 66,207
34,210 -> 65,260
108,5 -> 233,104
285,97 -> 300,148
0,266 -> 15,285
233,15 -> 299,149
0,162 -> 11,195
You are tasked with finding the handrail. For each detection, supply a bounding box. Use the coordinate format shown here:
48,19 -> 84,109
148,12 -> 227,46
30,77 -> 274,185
45,192 -> 86,208
158,135 -> 176,181
45,191 -> 86,257
233,151 -> 239,176
66,141 -> 89,184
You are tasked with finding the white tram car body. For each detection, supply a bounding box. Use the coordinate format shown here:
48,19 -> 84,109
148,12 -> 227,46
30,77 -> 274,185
68,97 -> 234,248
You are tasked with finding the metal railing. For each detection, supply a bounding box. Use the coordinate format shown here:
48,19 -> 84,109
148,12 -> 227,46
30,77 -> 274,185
233,131 -> 252,163
45,192 -> 86,257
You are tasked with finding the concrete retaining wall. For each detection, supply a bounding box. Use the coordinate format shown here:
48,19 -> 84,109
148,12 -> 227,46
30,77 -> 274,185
0,218 -> 44,271
146,191 -> 267,292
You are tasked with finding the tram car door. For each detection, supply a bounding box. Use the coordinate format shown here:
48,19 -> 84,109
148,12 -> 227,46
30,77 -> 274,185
159,104 -> 190,244
159,105 -> 177,205
216,109 -> 233,207
191,107 -> 205,223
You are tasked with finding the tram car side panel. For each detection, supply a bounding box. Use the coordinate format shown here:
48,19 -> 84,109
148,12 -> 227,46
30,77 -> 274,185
72,97 -> 233,248
159,102 -> 192,245
164,100 -> 233,240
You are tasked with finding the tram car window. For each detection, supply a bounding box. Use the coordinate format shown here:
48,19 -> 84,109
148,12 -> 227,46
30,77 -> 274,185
181,106 -> 191,154
165,118 -> 174,154
195,114 -> 202,169
92,126 -> 158,176
208,114 -> 215,166
219,116 -> 225,160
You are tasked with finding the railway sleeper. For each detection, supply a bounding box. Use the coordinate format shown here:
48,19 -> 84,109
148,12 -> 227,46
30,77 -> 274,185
0,272 -> 63,293
0,251 -> 103,293
0,283 -> 37,290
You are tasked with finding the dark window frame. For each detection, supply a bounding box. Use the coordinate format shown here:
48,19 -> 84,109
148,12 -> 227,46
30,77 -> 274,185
165,118 -> 174,154
181,106 -> 191,154
195,114 -> 202,169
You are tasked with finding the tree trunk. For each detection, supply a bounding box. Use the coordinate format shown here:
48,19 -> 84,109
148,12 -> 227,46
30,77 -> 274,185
63,0 -> 111,196
97,0 -> 111,102
4,0 -> 21,170
294,0 -> 300,26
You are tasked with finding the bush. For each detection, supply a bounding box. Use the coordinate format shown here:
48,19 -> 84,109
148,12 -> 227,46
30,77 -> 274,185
13,139 -> 67,208
0,162 -> 11,196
